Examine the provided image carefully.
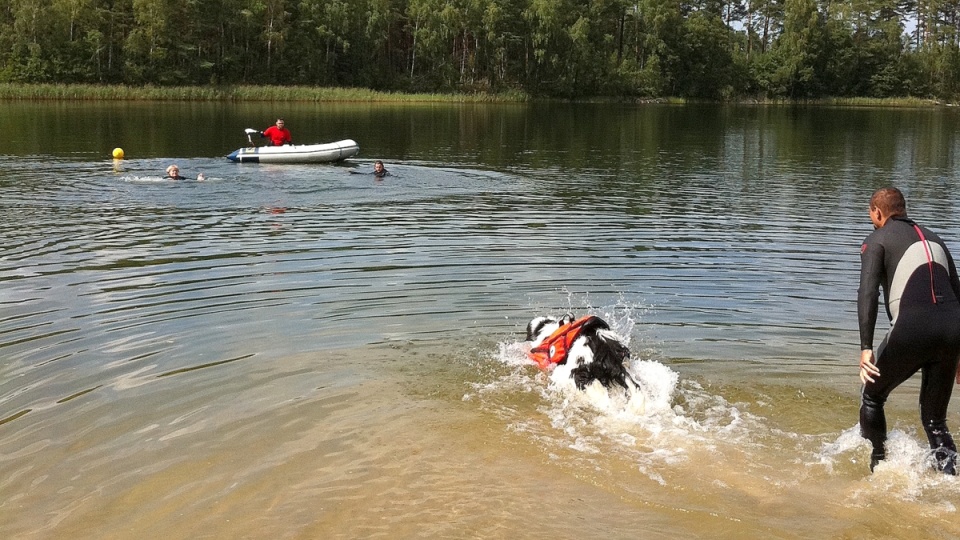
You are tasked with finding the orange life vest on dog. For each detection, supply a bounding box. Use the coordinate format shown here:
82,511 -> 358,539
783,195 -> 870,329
527,316 -> 597,369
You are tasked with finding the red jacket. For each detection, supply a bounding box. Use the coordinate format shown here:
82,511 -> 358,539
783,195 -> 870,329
263,126 -> 292,146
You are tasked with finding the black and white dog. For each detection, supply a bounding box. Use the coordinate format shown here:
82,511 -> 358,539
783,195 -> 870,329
526,313 -> 642,396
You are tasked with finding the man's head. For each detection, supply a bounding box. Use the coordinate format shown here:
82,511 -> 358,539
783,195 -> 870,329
869,187 -> 906,229
276,118 -> 285,128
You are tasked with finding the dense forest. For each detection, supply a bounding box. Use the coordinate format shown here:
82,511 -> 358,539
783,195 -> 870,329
3,0 -> 960,99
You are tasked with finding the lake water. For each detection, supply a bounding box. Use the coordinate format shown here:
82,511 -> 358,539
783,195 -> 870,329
2,101 -> 960,538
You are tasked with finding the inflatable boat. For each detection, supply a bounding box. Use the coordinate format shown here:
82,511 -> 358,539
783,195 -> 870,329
227,130 -> 360,163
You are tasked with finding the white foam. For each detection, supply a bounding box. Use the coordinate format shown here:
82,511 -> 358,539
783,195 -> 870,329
123,176 -> 170,183
815,425 -> 868,474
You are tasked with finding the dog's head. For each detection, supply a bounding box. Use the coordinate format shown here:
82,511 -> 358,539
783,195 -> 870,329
525,313 -> 575,345
526,313 -> 614,368
527,313 -> 637,392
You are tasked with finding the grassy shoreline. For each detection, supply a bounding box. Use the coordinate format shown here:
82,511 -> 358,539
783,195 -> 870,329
0,83 -> 948,107
0,83 -> 531,103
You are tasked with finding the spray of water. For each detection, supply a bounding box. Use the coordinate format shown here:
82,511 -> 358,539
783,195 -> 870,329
468,303 -> 960,506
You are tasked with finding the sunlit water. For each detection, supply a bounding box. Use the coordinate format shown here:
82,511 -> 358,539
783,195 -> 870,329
2,103 -> 960,538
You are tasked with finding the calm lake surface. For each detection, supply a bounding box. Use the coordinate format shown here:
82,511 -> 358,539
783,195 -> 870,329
2,101 -> 960,538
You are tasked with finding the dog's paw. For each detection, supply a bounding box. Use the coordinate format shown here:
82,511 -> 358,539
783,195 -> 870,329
572,365 -> 593,390
625,386 -> 646,415
582,380 -> 613,408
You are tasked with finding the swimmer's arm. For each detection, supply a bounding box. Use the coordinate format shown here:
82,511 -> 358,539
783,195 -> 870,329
860,349 -> 880,385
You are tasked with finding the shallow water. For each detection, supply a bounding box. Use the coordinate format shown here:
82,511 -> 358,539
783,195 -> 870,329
2,102 -> 960,538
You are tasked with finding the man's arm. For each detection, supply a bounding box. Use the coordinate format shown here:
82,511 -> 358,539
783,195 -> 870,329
858,239 -> 884,350
944,244 -> 960,303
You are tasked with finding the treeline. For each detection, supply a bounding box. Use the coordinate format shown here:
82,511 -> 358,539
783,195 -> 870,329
3,0 -> 960,100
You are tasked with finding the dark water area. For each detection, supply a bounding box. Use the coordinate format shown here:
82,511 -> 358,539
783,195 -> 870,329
2,102 -> 960,538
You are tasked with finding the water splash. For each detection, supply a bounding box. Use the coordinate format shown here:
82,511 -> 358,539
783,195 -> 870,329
818,425 -> 960,505
473,306 -> 960,514
470,307 -> 777,482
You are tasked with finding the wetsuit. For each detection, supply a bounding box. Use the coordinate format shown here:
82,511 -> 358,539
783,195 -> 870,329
858,216 -> 960,473
262,126 -> 292,146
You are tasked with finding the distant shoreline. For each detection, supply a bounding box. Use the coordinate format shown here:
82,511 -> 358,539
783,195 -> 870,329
0,84 -> 948,107
0,84 -> 529,103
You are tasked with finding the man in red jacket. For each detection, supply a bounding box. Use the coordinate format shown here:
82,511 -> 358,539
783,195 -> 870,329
261,118 -> 292,146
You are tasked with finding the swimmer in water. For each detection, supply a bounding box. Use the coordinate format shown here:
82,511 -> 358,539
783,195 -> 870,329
164,165 -> 205,181
164,165 -> 187,180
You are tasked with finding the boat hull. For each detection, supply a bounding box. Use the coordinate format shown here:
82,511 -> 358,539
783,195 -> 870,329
226,139 -> 359,163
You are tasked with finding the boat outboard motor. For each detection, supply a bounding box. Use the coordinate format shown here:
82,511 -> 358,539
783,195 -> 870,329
244,128 -> 260,146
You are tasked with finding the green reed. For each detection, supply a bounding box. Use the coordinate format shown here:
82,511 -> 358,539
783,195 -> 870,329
0,83 -> 531,102
745,96 -> 942,107
817,96 -> 942,107
0,84 -> 944,107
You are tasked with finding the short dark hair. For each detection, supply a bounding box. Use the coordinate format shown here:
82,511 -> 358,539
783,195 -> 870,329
870,187 -> 906,218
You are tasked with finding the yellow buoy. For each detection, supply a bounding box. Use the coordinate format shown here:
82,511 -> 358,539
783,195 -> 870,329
112,147 -> 125,159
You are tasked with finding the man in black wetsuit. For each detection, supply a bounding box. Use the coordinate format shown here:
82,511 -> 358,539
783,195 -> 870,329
858,186 -> 960,475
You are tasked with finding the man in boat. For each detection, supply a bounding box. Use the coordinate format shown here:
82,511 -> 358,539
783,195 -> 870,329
260,118 -> 292,146
858,186 -> 960,475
